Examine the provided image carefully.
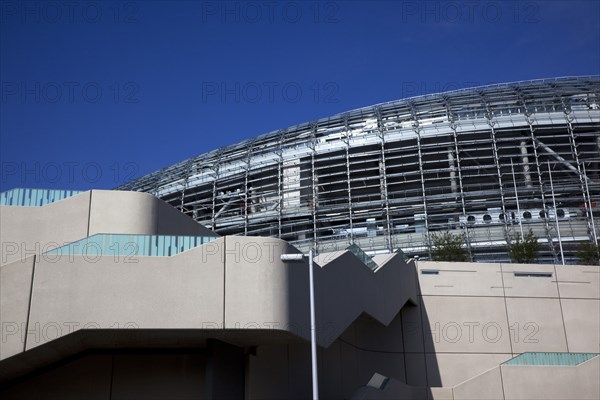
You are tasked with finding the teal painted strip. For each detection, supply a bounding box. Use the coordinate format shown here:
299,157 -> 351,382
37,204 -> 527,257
144,236 -> 150,257
35,188 -> 43,206
16,188 -> 24,206
31,189 -> 38,206
504,352 -> 599,366
45,234 -> 218,258
151,236 -> 158,256
0,188 -> 83,207
166,236 -> 172,256
158,236 -> 164,256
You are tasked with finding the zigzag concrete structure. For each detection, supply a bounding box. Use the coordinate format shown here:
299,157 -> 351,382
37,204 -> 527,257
0,189 -> 599,399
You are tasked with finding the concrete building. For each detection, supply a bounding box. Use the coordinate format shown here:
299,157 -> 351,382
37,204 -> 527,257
118,77 -> 600,264
1,188 -> 598,399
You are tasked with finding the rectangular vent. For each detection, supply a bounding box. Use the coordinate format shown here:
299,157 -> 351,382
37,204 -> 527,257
514,272 -> 553,278
421,270 -> 440,275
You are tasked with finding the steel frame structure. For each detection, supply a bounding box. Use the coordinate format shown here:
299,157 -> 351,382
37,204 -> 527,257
118,77 -> 600,263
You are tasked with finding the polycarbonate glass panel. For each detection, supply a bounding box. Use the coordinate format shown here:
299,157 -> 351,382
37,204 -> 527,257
45,234 -> 218,257
346,244 -> 378,271
503,352 -> 599,366
0,188 -> 82,206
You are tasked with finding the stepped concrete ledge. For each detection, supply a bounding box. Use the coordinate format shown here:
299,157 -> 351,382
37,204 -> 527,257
0,235 -> 416,384
0,189 -> 218,266
354,354 -> 600,400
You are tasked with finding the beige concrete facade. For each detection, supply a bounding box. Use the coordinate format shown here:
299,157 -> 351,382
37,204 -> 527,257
358,260 -> 600,399
1,190 -> 599,399
0,190 -> 217,266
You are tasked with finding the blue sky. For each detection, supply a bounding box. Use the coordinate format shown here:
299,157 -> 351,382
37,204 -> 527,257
1,0 -> 599,191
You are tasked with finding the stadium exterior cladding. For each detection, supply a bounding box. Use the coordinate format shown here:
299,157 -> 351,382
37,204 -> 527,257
118,77 -> 600,264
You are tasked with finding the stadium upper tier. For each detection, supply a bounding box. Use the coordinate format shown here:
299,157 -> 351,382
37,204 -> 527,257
118,76 -> 600,263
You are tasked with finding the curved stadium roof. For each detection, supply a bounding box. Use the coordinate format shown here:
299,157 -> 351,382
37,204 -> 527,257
119,76 -> 600,264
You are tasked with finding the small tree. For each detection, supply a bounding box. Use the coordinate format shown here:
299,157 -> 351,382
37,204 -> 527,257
508,229 -> 539,264
576,241 -> 600,266
430,231 -> 468,262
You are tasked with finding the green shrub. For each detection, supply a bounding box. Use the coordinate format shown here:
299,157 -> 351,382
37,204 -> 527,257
508,229 -> 539,264
576,241 -> 600,266
430,231 -> 469,262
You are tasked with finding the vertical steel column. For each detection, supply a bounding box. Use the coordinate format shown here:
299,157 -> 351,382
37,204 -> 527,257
375,107 -> 393,252
597,136 -> 600,170
244,164 -> 249,236
518,89 -> 557,261
528,123 -> 559,262
243,141 -> 255,236
179,161 -> 192,213
408,102 -> 431,258
415,132 -> 431,258
564,109 -> 595,242
277,130 -> 285,238
211,160 -> 220,232
310,124 -> 318,253
548,161 -> 565,264
481,95 -> 512,254
489,124 -> 512,242
343,116 -> 354,245
444,95 -> 473,261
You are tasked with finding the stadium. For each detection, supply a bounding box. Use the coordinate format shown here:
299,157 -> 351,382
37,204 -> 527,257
119,76 -> 600,264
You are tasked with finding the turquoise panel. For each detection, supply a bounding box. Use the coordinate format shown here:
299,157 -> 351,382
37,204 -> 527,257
503,352 -> 599,366
0,188 -> 82,206
45,234 -> 218,258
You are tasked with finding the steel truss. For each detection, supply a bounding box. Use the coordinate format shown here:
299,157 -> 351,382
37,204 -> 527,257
118,77 -> 600,263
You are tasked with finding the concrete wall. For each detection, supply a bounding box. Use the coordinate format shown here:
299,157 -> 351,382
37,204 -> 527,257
1,352 -> 206,400
23,241 -> 225,351
1,257 -> 598,399
350,260 -> 599,400
241,260 -> 600,399
0,190 -> 217,266
88,190 -> 215,237
408,261 -> 600,388
452,356 -> 600,400
0,234 -> 416,399
0,258 -> 35,360
500,356 -> 600,400
247,313 -> 409,400
1,188 -> 598,399
0,191 -> 91,266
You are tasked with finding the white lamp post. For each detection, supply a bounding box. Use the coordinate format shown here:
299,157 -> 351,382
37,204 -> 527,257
280,248 -> 318,400
408,255 -> 419,266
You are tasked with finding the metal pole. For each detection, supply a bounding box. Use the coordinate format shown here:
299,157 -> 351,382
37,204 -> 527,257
309,248 -> 319,400
548,162 -> 565,265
